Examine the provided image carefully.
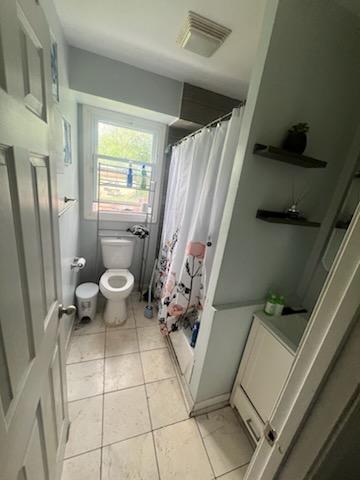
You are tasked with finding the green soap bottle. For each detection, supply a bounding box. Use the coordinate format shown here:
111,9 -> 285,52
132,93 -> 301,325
264,292 -> 277,315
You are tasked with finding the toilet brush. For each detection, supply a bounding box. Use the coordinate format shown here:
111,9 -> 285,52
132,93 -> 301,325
144,259 -> 157,319
144,304 -> 153,319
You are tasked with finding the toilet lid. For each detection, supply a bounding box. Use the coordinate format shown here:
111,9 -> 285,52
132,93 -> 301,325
76,282 -> 99,299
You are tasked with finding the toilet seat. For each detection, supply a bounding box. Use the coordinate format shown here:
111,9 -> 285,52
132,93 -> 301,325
100,269 -> 134,301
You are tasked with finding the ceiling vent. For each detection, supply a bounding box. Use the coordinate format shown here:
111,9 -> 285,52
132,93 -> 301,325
177,11 -> 232,57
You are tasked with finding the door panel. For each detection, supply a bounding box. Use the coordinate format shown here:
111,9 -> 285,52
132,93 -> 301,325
17,3 -> 46,120
32,157 -> 57,310
13,149 -> 48,347
0,323 -> 12,414
22,406 -> 48,480
0,1 -> 69,479
42,373 -> 60,478
50,342 -> 66,446
0,147 -> 34,402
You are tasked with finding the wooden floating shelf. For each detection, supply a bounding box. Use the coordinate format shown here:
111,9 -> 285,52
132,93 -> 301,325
256,210 -> 320,228
335,220 -> 350,230
254,143 -> 327,169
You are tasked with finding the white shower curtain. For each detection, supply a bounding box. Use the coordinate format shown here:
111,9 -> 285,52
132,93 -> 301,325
157,107 -> 244,334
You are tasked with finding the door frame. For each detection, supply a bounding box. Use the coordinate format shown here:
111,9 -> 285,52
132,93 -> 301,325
244,199 -> 360,479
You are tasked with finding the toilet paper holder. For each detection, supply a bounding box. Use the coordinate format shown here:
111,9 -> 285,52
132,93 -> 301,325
71,257 -> 86,271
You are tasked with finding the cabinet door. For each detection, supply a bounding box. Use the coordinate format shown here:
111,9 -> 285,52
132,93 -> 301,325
241,324 -> 294,421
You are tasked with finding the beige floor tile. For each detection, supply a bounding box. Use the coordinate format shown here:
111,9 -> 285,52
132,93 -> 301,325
146,378 -> 188,429
65,396 -> 103,458
196,407 -> 253,477
141,348 -> 175,383
102,433 -> 159,480
67,359 -> 104,401
73,314 -> 105,336
216,465 -> 248,479
103,386 -> 151,445
62,449 -> 101,480
104,353 -> 144,392
105,328 -> 138,357
67,333 -> 105,364
133,301 -> 158,328
154,419 -> 214,480
137,326 -> 166,351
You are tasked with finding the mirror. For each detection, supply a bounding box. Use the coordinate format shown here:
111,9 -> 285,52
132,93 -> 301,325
322,162 -> 360,271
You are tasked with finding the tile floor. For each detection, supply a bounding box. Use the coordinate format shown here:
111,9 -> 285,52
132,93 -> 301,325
62,294 -> 254,480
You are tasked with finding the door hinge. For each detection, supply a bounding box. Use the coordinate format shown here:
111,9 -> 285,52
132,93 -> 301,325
66,422 -> 71,443
264,422 -> 277,446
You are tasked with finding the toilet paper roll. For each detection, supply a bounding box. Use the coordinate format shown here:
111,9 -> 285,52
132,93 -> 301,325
71,257 -> 86,271
76,257 -> 86,269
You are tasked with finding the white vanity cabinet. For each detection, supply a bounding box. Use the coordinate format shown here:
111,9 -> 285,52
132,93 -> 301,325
231,312 -> 307,443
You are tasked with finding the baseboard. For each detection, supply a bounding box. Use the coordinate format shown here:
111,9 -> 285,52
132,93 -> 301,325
165,333 -> 232,417
191,393 -> 231,417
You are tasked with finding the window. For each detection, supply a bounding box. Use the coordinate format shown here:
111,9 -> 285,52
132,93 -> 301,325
82,106 -> 166,222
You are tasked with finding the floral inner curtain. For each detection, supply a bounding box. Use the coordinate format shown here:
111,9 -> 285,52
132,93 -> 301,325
157,108 -> 244,335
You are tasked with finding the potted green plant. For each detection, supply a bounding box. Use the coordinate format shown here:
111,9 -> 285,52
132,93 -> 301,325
282,122 -> 309,154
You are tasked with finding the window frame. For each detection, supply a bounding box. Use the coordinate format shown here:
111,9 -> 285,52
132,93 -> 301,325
82,105 -> 166,223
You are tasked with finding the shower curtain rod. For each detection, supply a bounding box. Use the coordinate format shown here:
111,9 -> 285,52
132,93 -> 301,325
170,100 -> 246,148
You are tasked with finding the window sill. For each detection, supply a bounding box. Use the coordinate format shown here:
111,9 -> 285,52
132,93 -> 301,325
83,210 -> 157,224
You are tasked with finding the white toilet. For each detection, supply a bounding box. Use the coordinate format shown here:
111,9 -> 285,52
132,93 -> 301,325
99,237 -> 135,326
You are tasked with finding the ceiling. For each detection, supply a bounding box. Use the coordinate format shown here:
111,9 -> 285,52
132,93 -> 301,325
54,0 -> 267,99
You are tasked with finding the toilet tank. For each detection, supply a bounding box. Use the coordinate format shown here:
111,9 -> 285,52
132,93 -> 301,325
101,237 -> 135,269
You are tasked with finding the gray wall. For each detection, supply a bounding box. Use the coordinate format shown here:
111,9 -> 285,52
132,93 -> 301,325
40,0 -> 80,340
69,47 -> 182,118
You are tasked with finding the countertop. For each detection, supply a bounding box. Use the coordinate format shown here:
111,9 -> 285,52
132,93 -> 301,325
254,311 -> 309,354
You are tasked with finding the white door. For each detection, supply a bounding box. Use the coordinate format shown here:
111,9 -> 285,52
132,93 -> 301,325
0,1 -> 70,479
